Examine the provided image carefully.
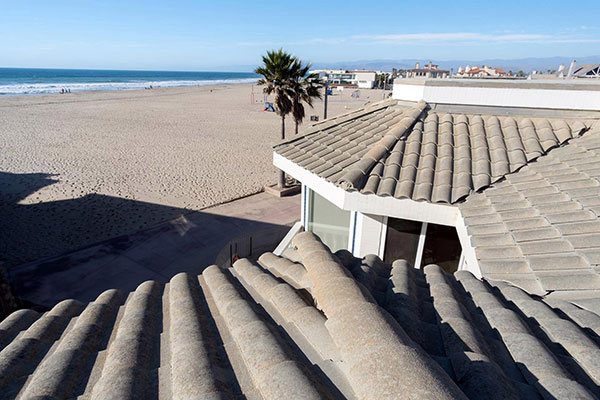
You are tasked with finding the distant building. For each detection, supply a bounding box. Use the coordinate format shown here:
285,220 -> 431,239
456,65 -> 509,78
311,69 -> 378,88
571,64 -> 600,78
557,61 -> 600,78
405,62 -> 449,79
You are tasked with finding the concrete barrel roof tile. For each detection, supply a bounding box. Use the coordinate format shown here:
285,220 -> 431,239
527,192 -> 571,205
532,118 -> 560,151
546,210 -> 597,224
470,232 -> 515,247
435,156 -> 454,175
565,186 -> 600,198
258,252 -> 310,290
461,126 -> 600,291
0,309 -> 39,351
578,248 -> 600,266
412,182 -> 434,201
430,183 -> 452,204
534,200 -> 581,214
292,232 -> 468,399
459,203 -> 496,218
479,259 -> 531,275
6,231 -> 600,398
512,226 -> 561,242
394,178 -> 416,199
466,223 -> 507,236
518,239 -> 574,255
514,187 -> 556,202
276,98 -> 594,205
536,270 -> 600,291
505,170 -> 544,183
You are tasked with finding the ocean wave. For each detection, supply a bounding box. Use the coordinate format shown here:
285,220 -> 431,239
0,78 -> 259,95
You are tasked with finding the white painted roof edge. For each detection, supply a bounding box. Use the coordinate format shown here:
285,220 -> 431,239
273,152 -> 459,226
392,81 -> 600,111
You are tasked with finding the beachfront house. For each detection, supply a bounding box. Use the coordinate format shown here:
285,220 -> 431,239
405,62 -> 449,78
456,65 -> 509,78
311,69 -> 377,88
274,78 -> 600,308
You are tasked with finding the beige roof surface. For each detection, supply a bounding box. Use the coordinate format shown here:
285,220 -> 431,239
276,99 -> 600,301
2,232 -> 600,399
460,121 -> 600,303
275,100 -> 594,204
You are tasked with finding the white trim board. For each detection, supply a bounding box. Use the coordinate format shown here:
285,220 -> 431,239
455,214 -> 482,278
344,191 -> 459,226
274,153 -> 345,208
274,152 -> 459,226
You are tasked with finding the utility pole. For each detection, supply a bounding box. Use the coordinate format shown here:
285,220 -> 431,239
323,79 -> 329,120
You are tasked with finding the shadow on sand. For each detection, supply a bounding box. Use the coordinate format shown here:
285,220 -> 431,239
1,171 -> 293,310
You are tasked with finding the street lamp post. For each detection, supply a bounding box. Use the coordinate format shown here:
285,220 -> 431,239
323,79 -> 329,120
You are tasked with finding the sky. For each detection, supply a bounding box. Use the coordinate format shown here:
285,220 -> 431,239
1,0 -> 599,71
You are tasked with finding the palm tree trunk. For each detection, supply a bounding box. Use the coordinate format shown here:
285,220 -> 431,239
278,115 -> 286,189
278,169 -> 286,189
295,121 -> 299,135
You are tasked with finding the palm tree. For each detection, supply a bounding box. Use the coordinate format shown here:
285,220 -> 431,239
255,49 -> 296,188
255,49 -> 295,140
290,60 -> 322,135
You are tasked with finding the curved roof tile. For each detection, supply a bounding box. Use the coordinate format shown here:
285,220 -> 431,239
275,100 -> 594,204
4,233 -> 600,398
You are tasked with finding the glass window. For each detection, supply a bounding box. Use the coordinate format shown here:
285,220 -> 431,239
420,224 -> 462,273
383,218 -> 422,266
307,190 -> 351,252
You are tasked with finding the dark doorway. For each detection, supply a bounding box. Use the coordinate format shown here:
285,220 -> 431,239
420,224 -> 462,273
383,218 -> 422,266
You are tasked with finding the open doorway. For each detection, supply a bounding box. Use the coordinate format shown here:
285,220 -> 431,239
421,223 -> 462,274
383,218 -> 422,266
383,217 -> 462,273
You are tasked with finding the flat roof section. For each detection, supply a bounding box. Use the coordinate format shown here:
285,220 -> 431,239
393,79 -> 600,111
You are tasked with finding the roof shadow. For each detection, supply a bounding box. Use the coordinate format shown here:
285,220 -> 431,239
1,171 -> 293,310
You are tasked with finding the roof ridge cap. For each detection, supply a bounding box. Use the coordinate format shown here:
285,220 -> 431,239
273,98 -> 398,148
337,101 -> 428,190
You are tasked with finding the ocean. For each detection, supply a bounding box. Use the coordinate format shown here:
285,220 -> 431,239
0,68 -> 259,96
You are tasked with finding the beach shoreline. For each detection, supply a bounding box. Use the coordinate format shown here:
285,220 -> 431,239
0,84 -> 390,267
0,67 -> 259,96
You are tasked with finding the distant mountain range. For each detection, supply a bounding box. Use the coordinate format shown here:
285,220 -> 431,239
311,56 -> 600,74
221,55 -> 600,74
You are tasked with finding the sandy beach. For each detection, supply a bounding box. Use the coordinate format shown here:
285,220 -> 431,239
0,84 -> 390,267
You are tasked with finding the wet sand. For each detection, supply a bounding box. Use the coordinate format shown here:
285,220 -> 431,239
0,84 -> 390,266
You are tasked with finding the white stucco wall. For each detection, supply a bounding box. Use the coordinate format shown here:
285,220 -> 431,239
393,80 -> 600,111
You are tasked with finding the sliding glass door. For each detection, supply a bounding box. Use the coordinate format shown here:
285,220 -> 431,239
307,190 -> 351,252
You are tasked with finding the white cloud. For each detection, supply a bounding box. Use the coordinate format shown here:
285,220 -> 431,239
237,31 -> 600,48
238,37 -> 346,47
353,32 -> 600,44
